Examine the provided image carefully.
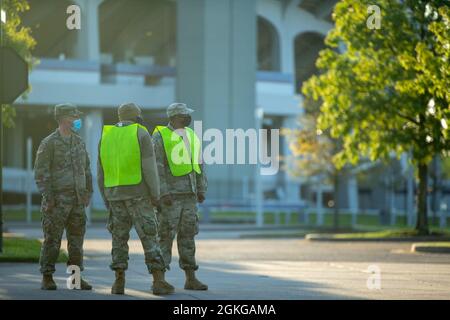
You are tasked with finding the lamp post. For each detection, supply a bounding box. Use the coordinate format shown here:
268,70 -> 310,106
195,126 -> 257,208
0,5 -> 6,253
255,107 -> 264,227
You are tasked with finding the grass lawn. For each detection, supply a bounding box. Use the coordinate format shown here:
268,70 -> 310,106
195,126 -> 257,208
0,236 -> 68,263
412,242 -> 450,247
4,208 -> 450,235
4,209 -> 111,223
4,210 -> 42,222
411,241 -> 450,253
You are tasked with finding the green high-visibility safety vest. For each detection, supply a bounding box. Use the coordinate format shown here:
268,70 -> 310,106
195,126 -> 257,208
100,123 -> 148,187
153,125 -> 202,177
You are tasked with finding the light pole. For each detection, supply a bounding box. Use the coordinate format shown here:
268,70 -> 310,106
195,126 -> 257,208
255,107 -> 264,227
1,10 -> 6,24
0,4 -> 5,253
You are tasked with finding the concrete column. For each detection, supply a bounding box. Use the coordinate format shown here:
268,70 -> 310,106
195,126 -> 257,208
280,25 -> 294,76
81,110 -> 103,210
176,0 -> 257,201
73,0 -> 103,61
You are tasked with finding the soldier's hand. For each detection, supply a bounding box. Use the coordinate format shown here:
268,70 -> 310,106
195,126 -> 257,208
161,194 -> 173,206
44,197 -> 55,213
83,194 -> 91,207
150,197 -> 159,208
197,193 -> 205,203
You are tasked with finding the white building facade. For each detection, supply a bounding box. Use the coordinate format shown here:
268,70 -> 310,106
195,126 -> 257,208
4,0 -> 337,210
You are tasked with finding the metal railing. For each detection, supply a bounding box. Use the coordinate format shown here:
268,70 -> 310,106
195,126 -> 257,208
199,200 -> 307,226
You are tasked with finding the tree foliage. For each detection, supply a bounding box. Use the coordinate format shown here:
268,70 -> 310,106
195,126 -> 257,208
302,0 -> 450,233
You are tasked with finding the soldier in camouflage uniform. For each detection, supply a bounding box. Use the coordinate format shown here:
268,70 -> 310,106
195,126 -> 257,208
152,103 -> 208,291
97,103 -> 173,295
34,103 -> 93,290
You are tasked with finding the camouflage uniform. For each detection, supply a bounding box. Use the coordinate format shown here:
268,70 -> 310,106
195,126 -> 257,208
35,128 -> 93,275
106,198 -> 163,273
152,123 -> 207,271
98,120 -> 165,274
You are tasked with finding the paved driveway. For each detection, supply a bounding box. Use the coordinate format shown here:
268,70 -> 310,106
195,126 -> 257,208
1,226 -> 450,300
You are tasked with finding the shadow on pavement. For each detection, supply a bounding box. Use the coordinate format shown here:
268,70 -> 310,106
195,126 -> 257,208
0,254 -> 363,300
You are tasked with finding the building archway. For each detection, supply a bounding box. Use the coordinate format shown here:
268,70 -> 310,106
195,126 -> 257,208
257,16 -> 280,71
294,31 -> 326,93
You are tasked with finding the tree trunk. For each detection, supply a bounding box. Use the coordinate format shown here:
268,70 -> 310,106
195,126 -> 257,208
333,172 -> 339,230
416,163 -> 429,235
431,156 -> 442,226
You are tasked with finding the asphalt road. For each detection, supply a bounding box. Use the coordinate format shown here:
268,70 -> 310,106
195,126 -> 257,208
1,226 -> 450,300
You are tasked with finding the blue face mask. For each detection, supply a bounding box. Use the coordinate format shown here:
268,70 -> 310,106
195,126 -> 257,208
72,119 -> 82,132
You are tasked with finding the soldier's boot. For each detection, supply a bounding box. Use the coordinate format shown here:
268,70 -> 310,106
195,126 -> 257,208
152,270 -> 175,295
111,270 -> 125,295
184,270 -> 208,291
80,278 -> 92,290
41,274 -> 57,290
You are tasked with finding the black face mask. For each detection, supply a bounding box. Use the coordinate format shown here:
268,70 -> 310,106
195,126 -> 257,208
180,115 -> 192,127
136,116 -> 145,125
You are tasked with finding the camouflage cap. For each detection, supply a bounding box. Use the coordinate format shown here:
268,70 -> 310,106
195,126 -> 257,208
118,102 -> 142,121
54,103 -> 82,120
167,102 -> 194,118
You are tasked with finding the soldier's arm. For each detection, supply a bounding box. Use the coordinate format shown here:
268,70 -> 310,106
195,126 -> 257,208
196,163 -> 208,194
84,144 -> 93,196
139,129 -> 160,201
34,139 -> 54,200
152,132 -> 170,197
97,142 -> 108,207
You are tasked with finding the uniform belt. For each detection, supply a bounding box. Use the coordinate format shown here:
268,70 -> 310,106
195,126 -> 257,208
53,188 -> 77,194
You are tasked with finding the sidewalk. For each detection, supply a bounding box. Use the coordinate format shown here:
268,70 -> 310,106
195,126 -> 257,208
2,226 -> 450,300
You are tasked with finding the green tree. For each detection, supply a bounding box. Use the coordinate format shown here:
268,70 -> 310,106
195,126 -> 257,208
1,0 -> 35,127
303,0 -> 450,234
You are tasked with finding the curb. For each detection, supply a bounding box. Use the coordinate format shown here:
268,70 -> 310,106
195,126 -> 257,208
305,233 -> 450,242
411,243 -> 450,254
239,233 -> 306,239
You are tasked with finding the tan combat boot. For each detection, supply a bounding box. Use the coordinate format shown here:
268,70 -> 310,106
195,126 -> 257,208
184,270 -> 208,290
111,269 -> 125,294
152,270 -> 175,295
41,274 -> 57,290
